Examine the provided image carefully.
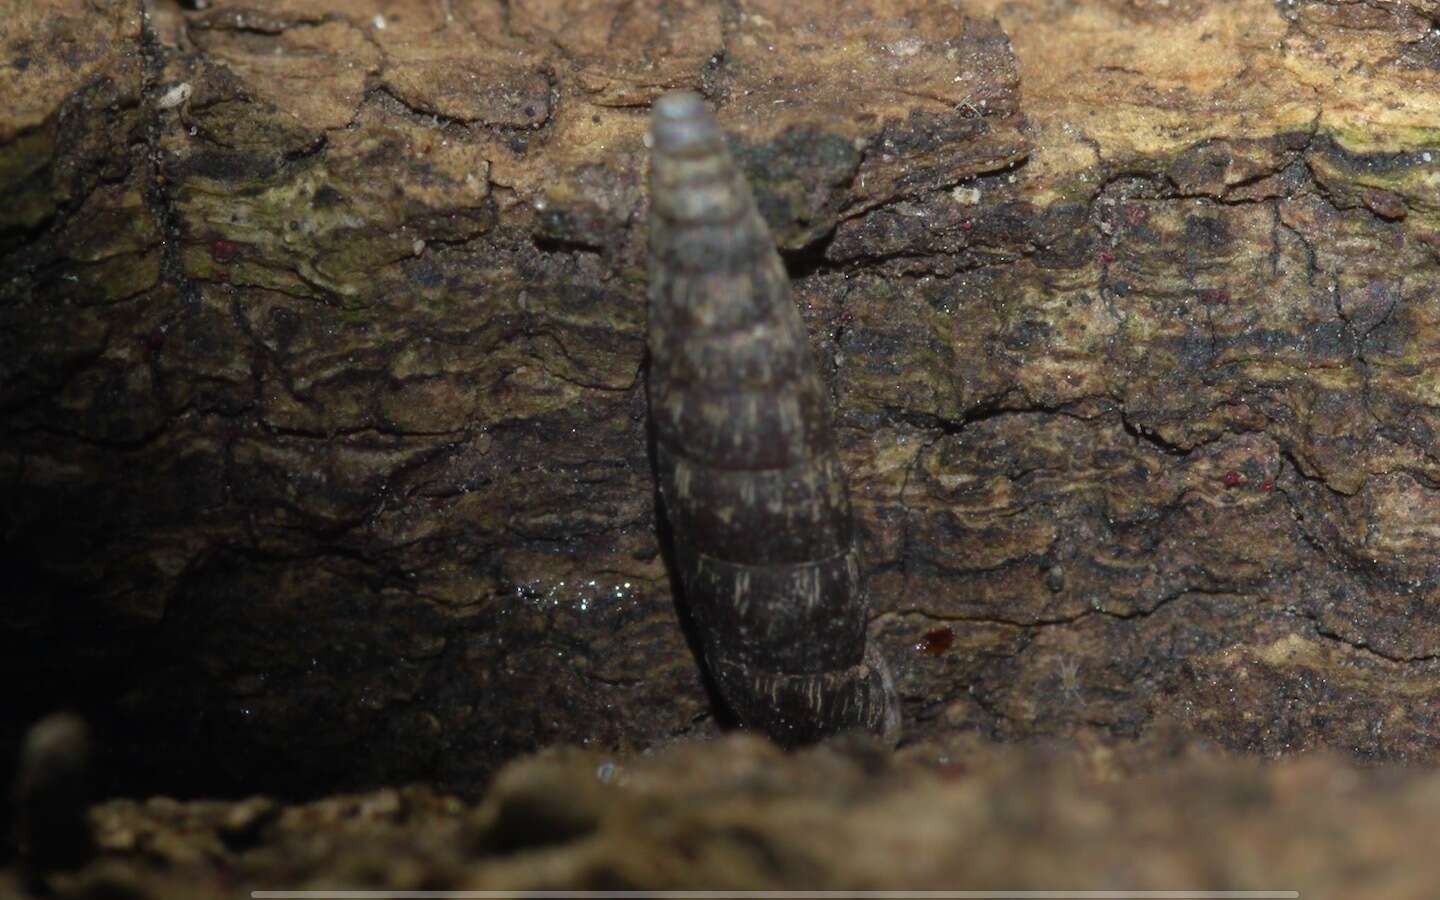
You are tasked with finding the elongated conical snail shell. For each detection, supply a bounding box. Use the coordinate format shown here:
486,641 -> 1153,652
646,91 -> 900,745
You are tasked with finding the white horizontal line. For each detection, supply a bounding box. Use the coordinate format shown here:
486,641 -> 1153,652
251,891 -> 1301,899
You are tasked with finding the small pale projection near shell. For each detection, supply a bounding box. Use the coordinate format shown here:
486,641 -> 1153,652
646,90 -> 900,746
12,712 -> 95,878
156,82 -> 192,111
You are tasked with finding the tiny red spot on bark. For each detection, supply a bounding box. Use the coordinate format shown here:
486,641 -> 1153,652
917,626 -> 955,657
141,326 -> 167,359
1099,250 -> 1115,265
1361,187 -> 1407,221
960,220 -> 973,231
211,238 -> 240,264
1260,478 -> 1275,492
1222,470 -> 1245,487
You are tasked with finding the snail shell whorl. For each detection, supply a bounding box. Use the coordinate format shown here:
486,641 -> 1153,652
646,91 -> 899,745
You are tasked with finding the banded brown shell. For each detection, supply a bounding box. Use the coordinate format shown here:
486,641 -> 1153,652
646,91 -> 899,745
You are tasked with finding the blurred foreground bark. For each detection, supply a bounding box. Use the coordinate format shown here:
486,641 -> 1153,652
10,734 -> 1440,899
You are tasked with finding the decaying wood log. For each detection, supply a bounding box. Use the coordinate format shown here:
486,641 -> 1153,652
11,734 -> 1440,898
3,0 -> 1440,803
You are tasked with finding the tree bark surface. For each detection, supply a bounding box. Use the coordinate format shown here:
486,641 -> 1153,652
4,0 -> 1440,797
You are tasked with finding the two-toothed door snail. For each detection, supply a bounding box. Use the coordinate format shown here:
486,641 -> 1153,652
646,91 -> 901,745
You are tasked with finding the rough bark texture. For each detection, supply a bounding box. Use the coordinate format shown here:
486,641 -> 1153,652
4,0 -> 1440,850
9,733 -> 1440,899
